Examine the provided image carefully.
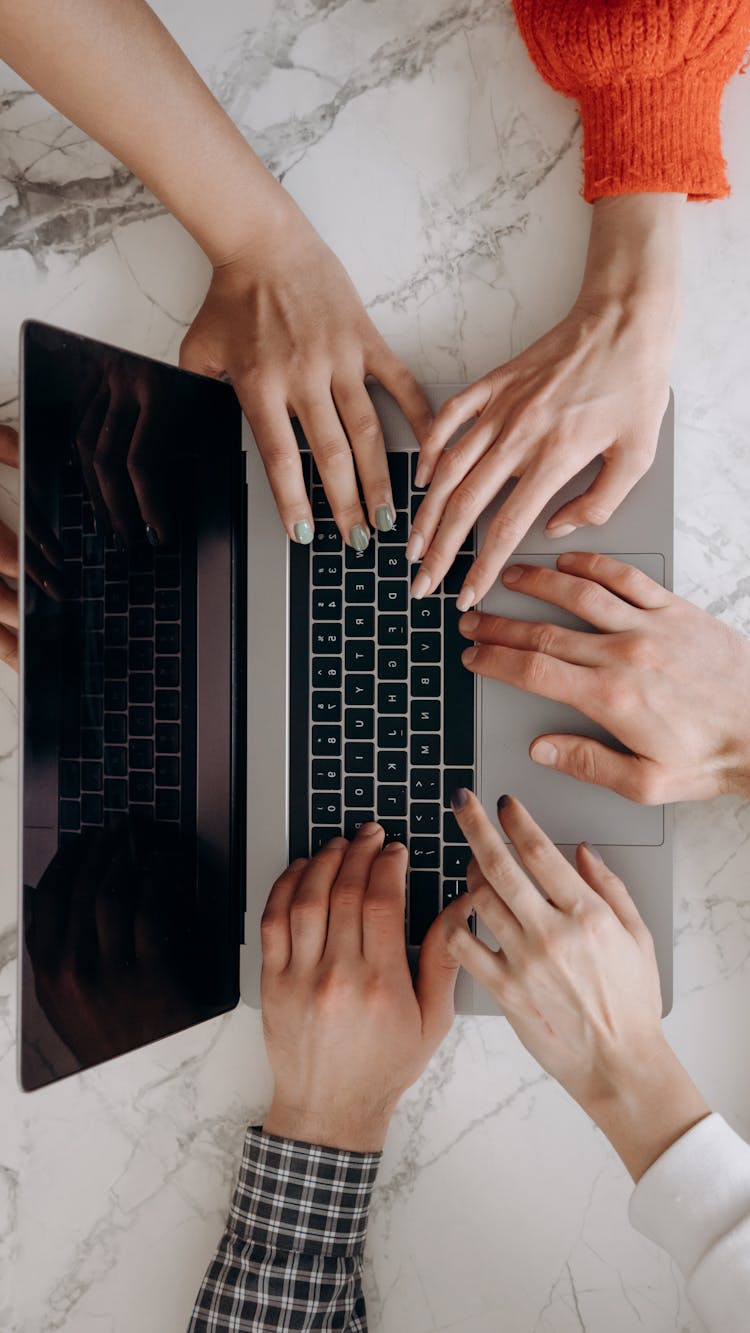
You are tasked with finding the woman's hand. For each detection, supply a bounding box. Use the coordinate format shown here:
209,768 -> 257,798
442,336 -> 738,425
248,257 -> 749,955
459,551 -> 750,803
408,195 -> 683,609
261,824 -> 459,1152
181,223 -> 432,552
440,791 -> 709,1180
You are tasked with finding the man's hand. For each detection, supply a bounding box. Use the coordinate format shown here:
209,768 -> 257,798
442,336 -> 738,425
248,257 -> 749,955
458,551 -> 750,804
407,195 -> 682,610
440,791 -> 709,1181
261,824 -> 460,1152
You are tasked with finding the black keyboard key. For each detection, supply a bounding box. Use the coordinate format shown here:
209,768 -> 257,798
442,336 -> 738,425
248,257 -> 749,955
345,709 -> 374,740
81,794 -> 103,824
155,556 -> 180,588
411,734 -> 440,764
312,692 -> 341,722
409,871 -> 440,945
442,880 -> 467,906
313,522 -> 342,553
104,680 -> 127,711
378,581 -> 407,612
444,844 -> 472,876
81,761 -> 103,791
443,769 -> 475,806
378,683 -> 407,714
156,623 -> 180,655
344,542 -> 375,570
378,649 -> 407,680
313,625 -> 342,653
378,511 -> 408,544
344,810 -> 376,839
105,616 -> 128,648
129,674 -> 154,705
105,583 -> 128,615
156,756 -> 179,786
82,505 -> 95,535
156,789 -> 180,821
62,529 -> 82,560
380,819 -> 407,844
312,725 -> 341,756
389,452 -> 409,508
345,572 -> 375,603
378,717 -> 407,748
378,614 -> 407,646
129,706 -> 154,737
313,556 -> 342,587
156,722 -> 180,753
81,696 -> 103,728
155,590 -> 180,621
104,747 -> 127,778
345,606 -> 374,638
313,658 -> 341,688
411,665 -> 440,697
378,548 -> 408,579
104,714 -> 127,744
444,602 -> 475,765
311,486 -> 330,517
60,761 -> 80,799
61,495 -> 81,527
410,803 -> 439,835
129,640 -> 154,672
103,778 -> 128,810
312,794 -> 341,824
82,658 -> 103,695
344,742 -> 374,773
129,541 -> 154,573
377,786 -> 406,817
410,837 -> 440,869
129,574 -> 154,604
83,534 -> 104,564
345,776 -> 374,807
155,690 -> 180,721
105,550 -> 129,581
313,590 -> 342,622
83,602 -> 104,633
345,641 -> 374,672
444,553 -> 473,596
129,771 -> 154,804
59,800 -> 80,832
411,769 -> 440,801
411,598 -> 441,630
129,739 -> 154,769
130,607 -> 154,638
311,826 -> 342,853
411,699 -> 441,731
443,811 -> 462,844
313,759 -> 341,790
412,632 -> 441,662
377,751 -> 407,782
64,565 -> 82,598
155,657 -> 179,687
81,730 -> 103,760
345,676 -> 374,706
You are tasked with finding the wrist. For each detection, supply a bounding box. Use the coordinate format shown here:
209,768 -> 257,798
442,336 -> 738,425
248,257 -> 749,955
263,1097 -> 392,1154
577,194 -> 684,332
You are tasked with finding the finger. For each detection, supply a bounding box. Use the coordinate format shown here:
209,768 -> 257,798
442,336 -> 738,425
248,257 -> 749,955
362,840 -> 409,966
497,794 -> 584,913
24,537 -> 64,602
575,842 -> 651,940
0,625 -> 18,672
406,413 -> 500,563
555,551 -> 670,611
416,901 -> 463,1047
466,873 -> 524,959
461,641 -> 597,712
0,424 -> 18,467
296,393 -> 369,549
439,895 -> 510,1000
326,823 -> 385,958
414,379 -> 492,486
241,386 -> 316,545
448,789 -> 545,928
0,517 -> 18,580
500,561 -> 640,631
289,839 -> 349,967
458,610 -> 604,667
545,444 -> 654,537
529,733 -> 665,804
368,345 -> 434,451
332,375 -> 395,533
0,579 -> 18,630
261,858 -> 310,974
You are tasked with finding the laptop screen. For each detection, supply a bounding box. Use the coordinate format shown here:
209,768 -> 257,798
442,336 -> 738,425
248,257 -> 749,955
20,322 -> 244,1091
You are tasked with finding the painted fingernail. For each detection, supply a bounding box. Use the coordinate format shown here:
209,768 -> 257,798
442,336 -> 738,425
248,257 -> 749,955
496,794 -> 511,812
294,519 -> 314,545
414,463 -> 429,489
462,646 -> 478,666
406,531 -> 424,563
503,565 -> 523,584
546,523 -> 577,539
530,740 -> 558,767
411,568 -> 431,599
375,504 -> 395,533
459,611 -> 480,635
450,787 -> 470,810
455,586 -> 475,613
349,524 -> 370,552
145,523 -> 159,548
582,840 -> 603,861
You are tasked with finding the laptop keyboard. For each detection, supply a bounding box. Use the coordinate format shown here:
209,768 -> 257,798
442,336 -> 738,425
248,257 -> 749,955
289,451 -> 476,946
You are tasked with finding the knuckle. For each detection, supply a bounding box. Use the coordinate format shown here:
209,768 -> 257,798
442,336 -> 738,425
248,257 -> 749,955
520,652 -> 550,690
569,741 -> 601,786
529,623 -> 559,657
449,481 -> 481,522
522,834 -> 549,864
490,512 -> 524,547
483,849 -> 510,886
579,502 -> 612,527
289,897 -> 322,930
573,582 -> 605,619
331,881 -> 363,912
438,444 -> 469,484
363,893 -> 395,926
349,412 -> 382,448
315,435 -> 349,466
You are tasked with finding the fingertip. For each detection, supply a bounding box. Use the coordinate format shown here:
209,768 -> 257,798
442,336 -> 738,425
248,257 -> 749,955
530,738 -> 558,767
461,645 -> 478,667
458,610 -> 480,636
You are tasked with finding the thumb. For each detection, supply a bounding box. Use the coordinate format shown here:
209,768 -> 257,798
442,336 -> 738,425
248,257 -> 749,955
415,905 -> 467,1045
545,442 -> 652,537
529,734 -> 663,804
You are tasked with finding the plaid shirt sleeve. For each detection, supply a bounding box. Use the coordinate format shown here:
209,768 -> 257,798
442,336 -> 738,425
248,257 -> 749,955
187,1127 -> 381,1332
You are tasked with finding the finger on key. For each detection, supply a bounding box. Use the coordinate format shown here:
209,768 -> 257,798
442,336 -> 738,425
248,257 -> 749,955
407,413 -> 500,564
332,374 -> 395,533
414,379 -> 492,489
289,837 -> 349,966
500,561 -> 641,631
458,610 -> 605,668
239,381 -> 315,546
326,823 -> 385,958
296,392 -> 370,551
449,788 -> 546,929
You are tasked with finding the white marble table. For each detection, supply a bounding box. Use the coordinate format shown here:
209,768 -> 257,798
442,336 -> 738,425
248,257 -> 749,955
2,3 -> 750,1329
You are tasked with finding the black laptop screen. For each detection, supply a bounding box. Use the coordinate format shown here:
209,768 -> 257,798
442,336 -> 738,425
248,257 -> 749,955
20,322 -> 244,1091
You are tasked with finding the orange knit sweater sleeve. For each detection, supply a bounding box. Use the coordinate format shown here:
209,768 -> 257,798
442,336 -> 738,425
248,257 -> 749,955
512,0 -> 750,201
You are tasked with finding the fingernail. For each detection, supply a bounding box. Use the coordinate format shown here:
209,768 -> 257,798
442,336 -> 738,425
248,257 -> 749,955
406,531 -> 424,563
455,586 -> 475,613
546,523 -> 577,539
450,787 -> 470,810
145,523 -> 159,548
462,646 -> 478,666
358,821 -> 382,837
375,504 -> 395,533
530,740 -> 558,767
294,519 -> 314,545
349,524 -> 370,552
496,794 -> 511,812
503,565 -> 523,585
414,463 -> 429,489
582,840 -> 603,861
459,611 -> 480,635
411,568 -> 431,599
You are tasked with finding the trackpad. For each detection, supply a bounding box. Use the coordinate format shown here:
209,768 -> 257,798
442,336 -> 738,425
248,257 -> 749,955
478,553 -> 665,847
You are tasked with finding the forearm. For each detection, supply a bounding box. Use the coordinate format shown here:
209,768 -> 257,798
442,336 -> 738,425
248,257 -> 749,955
0,0 -> 304,264
576,195 -> 684,327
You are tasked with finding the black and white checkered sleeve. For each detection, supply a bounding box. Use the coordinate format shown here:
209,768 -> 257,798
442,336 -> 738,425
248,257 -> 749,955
187,1127 -> 381,1332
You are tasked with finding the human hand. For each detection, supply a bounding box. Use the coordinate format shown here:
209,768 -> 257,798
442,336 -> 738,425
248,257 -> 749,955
0,423 -> 64,671
440,791 -> 708,1180
408,195 -> 682,609
180,222 -> 432,551
260,824 -> 460,1151
459,551 -> 750,803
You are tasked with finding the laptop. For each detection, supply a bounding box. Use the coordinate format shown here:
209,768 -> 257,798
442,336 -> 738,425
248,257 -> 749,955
18,321 -> 673,1090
